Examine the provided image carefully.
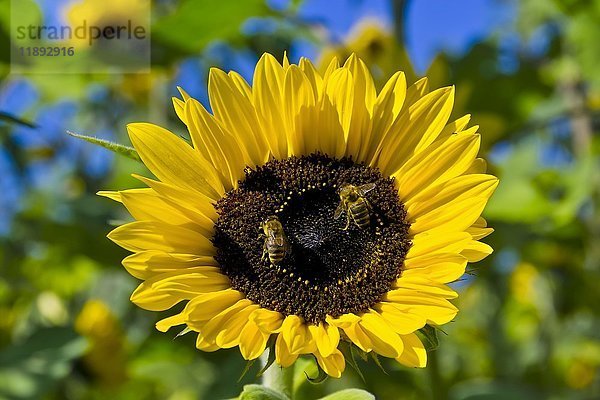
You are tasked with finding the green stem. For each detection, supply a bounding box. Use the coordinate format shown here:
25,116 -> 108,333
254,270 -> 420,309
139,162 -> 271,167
261,353 -> 295,399
428,350 -> 446,400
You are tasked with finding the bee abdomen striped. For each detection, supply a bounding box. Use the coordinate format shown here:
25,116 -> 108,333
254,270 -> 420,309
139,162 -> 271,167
350,203 -> 370,228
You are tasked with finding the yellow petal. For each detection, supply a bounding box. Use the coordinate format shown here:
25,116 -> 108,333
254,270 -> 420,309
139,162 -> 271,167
275,333 -> 299,367
319,68 -> 352,158
403,253 -> 468,283
358,311 -> 404,358
133,174 -> 217,223
395,333 -> 427,368
185,289 -> 244,327
409,196 -> 491,236
228,71 -> 252,99
214,303 -> 259,348
253,53 -> 287,159
299,57 -> 323,100
177,86 -> 191,101
127,123 -> 224,199
375,86 -> 455,176
393,275 -> 458,298
122,250 -> 216,280
117,188 -> 213,236
280,315 -> 313,354
394,133 -> 481,202
108,221 -> 214,254
283,65 -> 316,156
365,71 -> 406,163
343,54 -> 376,159
314,348 -> 345,378
208,68 -> 269,167
375,302 -> 426,334
438,114 -> 471,139
239,320 -> 270,360
467,226 -> 494,240
322,57 -> 340,82
466,217 -> 494,240
196,334 -> 220,352
250,308 -> 284,334
156,312 -> 186,332
199,299 -> 255,347
461,240 -> 493,262
329,314 -> 373,353
184,98 -> 246,190
407,174 -> 498,215
466,157 -> 487,174
282,52 -> 290,69
97,190 -> 121,202
407,231 -> 472,258
404,77 -> 429,107
308,322 -> 340,357
130,268 -> 230,311
383,287 -> 458,326
172,97 -> 186,123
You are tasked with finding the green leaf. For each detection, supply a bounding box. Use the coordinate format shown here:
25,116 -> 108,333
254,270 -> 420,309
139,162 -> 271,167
239,384 -> 289,400
257,337 -> 277,377
318,389 -> 376,400
305,357 -> 328,384
369,352 -> 388,375
339,342 -> 365,382
0,111 -> 37,128
66,130 -> 141,162
351,344 -> 368,362
418,325 -> 440,351
238,359 -> 257,383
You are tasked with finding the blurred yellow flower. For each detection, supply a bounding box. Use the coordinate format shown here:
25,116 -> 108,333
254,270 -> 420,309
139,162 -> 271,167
510,262 -> 540,305
75,299 -> 127,387
319,19 -> 417,85
566,360 -> 597,389
100,53 -> 497,378
63,0 -> 148,49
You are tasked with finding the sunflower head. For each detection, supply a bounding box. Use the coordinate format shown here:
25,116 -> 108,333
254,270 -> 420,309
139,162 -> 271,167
100,53 -> 498,378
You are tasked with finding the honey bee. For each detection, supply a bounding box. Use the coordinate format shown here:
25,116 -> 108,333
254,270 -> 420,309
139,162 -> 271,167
260,215 -> 290,265
334,183 -> 376,230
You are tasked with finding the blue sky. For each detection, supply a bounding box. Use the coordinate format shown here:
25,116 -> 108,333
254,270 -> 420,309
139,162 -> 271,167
295,0 -> 513,72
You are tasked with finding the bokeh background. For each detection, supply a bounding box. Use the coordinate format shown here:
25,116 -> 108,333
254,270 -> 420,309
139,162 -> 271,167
1,0 -> 600,399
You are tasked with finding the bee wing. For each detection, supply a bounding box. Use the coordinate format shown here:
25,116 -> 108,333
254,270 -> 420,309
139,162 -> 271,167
358,183 -> 376,195
334,202 -> 345,219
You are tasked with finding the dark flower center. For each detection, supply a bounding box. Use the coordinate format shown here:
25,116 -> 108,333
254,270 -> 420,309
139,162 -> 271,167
213,153 -> 410,323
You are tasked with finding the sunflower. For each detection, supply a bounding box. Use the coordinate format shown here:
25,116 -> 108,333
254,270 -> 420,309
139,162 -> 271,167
100,53 -> 498,378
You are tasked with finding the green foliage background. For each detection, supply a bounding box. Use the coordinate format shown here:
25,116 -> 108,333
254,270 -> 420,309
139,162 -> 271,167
1,0 -> 599,399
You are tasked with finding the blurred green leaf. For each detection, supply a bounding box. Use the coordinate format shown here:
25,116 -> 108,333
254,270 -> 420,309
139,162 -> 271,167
239,384 -> 289,400
449,381 -> 538,400
152,0 -> 267,55
0,328 -> 87,400
318,389 -> 375,400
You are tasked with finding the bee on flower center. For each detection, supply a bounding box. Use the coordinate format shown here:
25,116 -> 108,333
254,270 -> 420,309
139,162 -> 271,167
260,215 -> 291,265
334,183 -> 376,230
